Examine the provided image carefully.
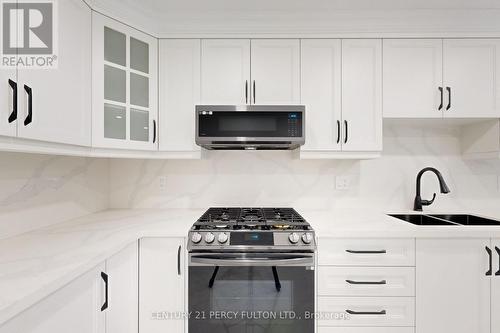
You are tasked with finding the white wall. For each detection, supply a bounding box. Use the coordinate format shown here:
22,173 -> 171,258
108,122 -> 500,214
0,153 -> 109,239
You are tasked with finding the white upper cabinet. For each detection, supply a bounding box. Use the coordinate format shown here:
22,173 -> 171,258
0,69 -> 17,138
13,0 -> 91,146
159,39 -> 201,156
250,39 -> 300,105
92,12 -> 158,150
416,239 -> 491,333
300,39 -> 342,153
443,39 -> 500,118
383,39 -> 443,118
201,39 -> 250,105
341,39 -> 383,152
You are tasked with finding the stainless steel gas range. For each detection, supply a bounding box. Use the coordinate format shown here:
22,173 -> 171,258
188,207 -> 316,333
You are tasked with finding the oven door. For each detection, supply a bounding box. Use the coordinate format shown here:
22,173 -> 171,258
188,253 -> 315,333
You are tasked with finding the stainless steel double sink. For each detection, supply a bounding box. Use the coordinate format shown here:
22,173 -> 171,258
389,214 -> 500,226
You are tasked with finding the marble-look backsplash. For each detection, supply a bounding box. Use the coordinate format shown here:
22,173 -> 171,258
108,122 -> 500,214
0,153 -> 109,239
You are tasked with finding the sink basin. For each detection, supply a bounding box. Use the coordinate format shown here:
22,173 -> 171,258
389,214 -> 500,226
429,214 -> 500,226
389,214 -> 458,226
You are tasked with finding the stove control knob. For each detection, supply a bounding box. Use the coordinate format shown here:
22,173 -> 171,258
302,233 -> 313,244
218,233 -> 228,244
191,232 -> 202,244
288,232 -> 300,244
205,232 -> 215,244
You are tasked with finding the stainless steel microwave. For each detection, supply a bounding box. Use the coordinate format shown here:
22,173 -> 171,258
195,105 -> 305,150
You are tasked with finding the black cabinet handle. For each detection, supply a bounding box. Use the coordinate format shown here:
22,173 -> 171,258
346,249 -> 387,254
152,120 -> 157,143
23,84 -> 32,126
344,120 -> 348,144
346,279 -> 387,285
245,80 -> 248,104
336,120 -> 341,144
100,272 -> 108,311
177,245 -> 181,276
486,246 -> 492,276
446,87 -> 451,110
438,87 -> 443,111
253,80 -> 256,104
346,309 -> 386,315
495,246 -> 500,276
8,79 -> 17,123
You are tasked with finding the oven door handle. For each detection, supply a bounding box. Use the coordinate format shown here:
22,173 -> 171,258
189,255 -> 314,267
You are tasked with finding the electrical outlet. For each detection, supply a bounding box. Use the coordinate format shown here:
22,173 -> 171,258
335,176 -> 351,190
159,176 -> 167,191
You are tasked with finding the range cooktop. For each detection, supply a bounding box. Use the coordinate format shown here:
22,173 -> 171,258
188,207 -> 315,252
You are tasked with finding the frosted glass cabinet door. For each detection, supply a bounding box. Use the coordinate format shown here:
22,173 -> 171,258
92,12 -> 158,150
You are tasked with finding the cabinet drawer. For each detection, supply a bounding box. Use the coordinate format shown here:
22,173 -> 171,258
318,296 -> 415,327
318,238 -> 415,266
318,328 -> 414,333
318,267 -> 415,297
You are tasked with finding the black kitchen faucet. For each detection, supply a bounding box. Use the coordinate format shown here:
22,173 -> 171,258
414,167 -> 451,211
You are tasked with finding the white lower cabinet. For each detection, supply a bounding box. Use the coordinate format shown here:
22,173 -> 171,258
318,296 -> 415,327
0,242 -> 139,333
318,238 -> 416,333
318,238 -> 415,267
0,264 -> 106,333
416,239 -> 491,333
104,242 -> 139,333
139,238 -> 185,333
318,266 -> 415,297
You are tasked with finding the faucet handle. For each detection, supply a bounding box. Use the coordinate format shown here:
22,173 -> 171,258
421,193 -> 437,206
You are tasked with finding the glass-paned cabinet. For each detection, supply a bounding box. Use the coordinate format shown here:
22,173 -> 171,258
92,13 -> 158,150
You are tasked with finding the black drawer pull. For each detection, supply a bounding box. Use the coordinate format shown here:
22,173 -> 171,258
8,79 -> 17,123
346,249 -> 387,254
346,309 -> 386,315
346,279 -> 387,285
486,246 -> 492,276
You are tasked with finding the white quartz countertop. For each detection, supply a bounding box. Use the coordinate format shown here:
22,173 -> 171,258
2,207 -> 500,325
